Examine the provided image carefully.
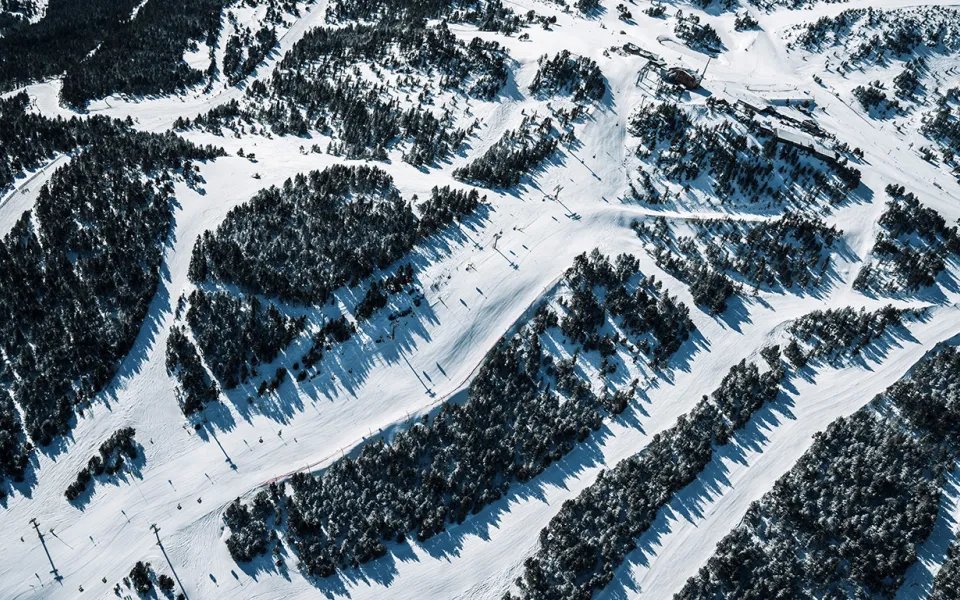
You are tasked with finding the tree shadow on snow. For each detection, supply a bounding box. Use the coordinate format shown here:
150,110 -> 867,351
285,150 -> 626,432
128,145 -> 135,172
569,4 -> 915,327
194,204 -> 494,436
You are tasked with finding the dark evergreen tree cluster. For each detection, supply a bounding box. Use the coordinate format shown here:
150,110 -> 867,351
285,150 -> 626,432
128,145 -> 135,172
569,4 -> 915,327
59,0 -> 230,106
854,186 -> 960,293
559,249 -> 696,368
786,305 -> 909,365
39,0 -> 303,105
226,318 -> 610,575
0,91 -> 128,190
0,0 -> 142,91
674,15 -> 723,53
644,3 -> 667,18
455,0 -> 531,34
454,114 -> 560,187
791,8 -> 960,145
166,326 -> 220,415
282,20 -> 508,100
130,560 -> 154,595
223,250 -> 696,577
852,81 -> 901,115
65,427 -> 138,502
184,289 -> 305,388
0,0 -> 40,31
745,0 -> 860,13
629,100 -> 860,208
354,264 -> 415,321
297,316 -> 355,371
416,185 -> 484,236
510,303 -> 922,600
189,166 -> 476,304
893,58 -> 924,98
178,172 -> 480,407
120,558 -> 177,597
223,23 -> 278,86
331,0 -> 527,35
224,484 -> 285,561
0,394 -> 29,494
508,354 -> 786,600
326,0 -> 536,35
734,11 -> 759,30
791,7 -> 960,65
930,536 -> 960,600
187,20 -> 505,163
575,0 -> 600,14
325,0 -> 467,24
923,92 -> 960,154
529,50 -> 605,102
157,573 -> 176,596
634,212 -> 839,308
189,165 -> 411,304
676,344 -> 960,600
0,131 -> 222,447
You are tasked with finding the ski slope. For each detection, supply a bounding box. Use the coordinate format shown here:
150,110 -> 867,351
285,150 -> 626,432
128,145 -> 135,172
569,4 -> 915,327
2,0 -> 960,599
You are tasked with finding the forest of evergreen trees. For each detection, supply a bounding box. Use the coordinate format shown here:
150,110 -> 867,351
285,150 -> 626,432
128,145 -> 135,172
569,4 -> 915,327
0,0 -> 142,91
0,91 -> 128,190
791,7 -> 960,64
633,213 -> 839,313
854,185 -> 960,293
676,344 -> 960,600
509,353 -> 786,599
223,23 -> 277,86
324,0 -> 525,28
0,0 -> 41,31
59,0 -> 228,106
789,7 -> 960,153
510,305 -> 918,599
0,129 -> 222,479
931,536 -> 960,600
353,264 -> 416,321
188,166 -> 479,305
184,19 -> 505,163
923,93 -> 960,155
786,305 -> 910,365
184,290 -> 305,389
559,250 -> 696,369
225,314 -> 612,575
171,177 -> 482,412
223,250 -> 697,576
629,100 -> 861,207
166,326 -> 220,416
0,0 -> 300,104
529,51 -> 605,102
674,14 -> 723,53
0,395 -> 28,497
119,559 -> 177,597
189,165 -> 411,303
453,114 -> 561,188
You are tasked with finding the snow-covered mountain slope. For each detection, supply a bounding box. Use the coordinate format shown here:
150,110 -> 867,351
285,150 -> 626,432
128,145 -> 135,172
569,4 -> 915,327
2,0 -> 960,599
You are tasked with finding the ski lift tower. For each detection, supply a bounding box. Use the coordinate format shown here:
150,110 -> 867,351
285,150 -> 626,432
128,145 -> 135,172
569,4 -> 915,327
29,518 -> 62,582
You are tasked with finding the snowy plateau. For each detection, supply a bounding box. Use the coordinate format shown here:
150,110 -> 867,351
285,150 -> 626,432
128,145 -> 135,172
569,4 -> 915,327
1,0 -> 960,599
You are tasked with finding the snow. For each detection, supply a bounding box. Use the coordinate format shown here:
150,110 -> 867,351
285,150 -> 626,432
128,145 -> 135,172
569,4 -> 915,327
895,462 -> 960,600
2,0 -> 960,599
0,151 -> 72,236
